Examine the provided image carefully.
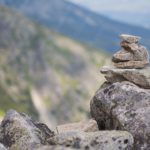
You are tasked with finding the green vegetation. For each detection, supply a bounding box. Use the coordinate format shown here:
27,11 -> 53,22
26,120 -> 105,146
0,6 -> 109,125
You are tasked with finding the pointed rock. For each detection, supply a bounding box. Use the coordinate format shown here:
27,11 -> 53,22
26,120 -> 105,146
0,110 -> 55,150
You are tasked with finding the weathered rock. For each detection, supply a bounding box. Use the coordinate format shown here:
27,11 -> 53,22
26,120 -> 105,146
0,143 -> 7,150
37,145 -> 75,150
120,34 -> 141,43
113,45 -> 149,62
113,60 -> 149,69
112,49 -> 134,63
49,130 -> 133,150
0,110 -> 55,150
56,119 -> 98,133
101,66 -> 150,88
90,82 -> 150,149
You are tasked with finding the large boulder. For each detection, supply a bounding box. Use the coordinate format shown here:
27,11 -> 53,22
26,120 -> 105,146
90,82 -> 150,149
49,130 -> 133,150
101,66 -> 150,89
0,110 -> 54,150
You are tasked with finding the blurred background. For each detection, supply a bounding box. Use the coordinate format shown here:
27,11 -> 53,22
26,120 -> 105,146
0,0 -> 149,128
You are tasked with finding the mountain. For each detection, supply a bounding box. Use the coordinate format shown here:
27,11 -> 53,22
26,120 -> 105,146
0,0 -> 150,52
0,5 -> 109,128
104,12 -> 150,29
69,0 -> 150,29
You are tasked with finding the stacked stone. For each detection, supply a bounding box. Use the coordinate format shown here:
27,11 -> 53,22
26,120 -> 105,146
101,34 -> 150,89
112,34 -> 149,69
90,34 -> 150,149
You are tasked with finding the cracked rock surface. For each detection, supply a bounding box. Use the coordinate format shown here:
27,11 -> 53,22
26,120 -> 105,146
0,109 -> 134,150
49,130 -> 133,150
91,82 -> 150,149
0,110 -> 54,150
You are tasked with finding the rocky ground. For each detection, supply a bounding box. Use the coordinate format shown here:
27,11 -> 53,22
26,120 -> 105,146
0,110 -> 133,150
0,34 -> 150,150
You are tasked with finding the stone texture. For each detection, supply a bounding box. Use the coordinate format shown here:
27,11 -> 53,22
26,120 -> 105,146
0,144 -> 7,150
113,60 -> 149,69
37,145 -> 75,150
113,45 -> 149,62
120,34 -> 141,43
0,110 -> 55,150
90,82 -> 150,149
49,131 -> 133,150
101,66 -> 150,88
56,119 -> 98,133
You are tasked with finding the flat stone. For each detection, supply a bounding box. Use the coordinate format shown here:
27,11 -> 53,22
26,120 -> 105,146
120,34 -> 141,43
37,145 -> 75,150
112,49 -> 134,63
90,82 -> 150,149
49,131 -> 133,150
113,60 -> 149,69
56,119 -> 98,133
120,41 -> 139,51
100,66 -> 150,88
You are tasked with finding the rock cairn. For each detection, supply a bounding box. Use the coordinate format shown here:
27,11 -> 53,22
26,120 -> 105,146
1,34 -> 150,150
101,34 -> 150,89
91,34 -> 150,149
112,34 -> 149,69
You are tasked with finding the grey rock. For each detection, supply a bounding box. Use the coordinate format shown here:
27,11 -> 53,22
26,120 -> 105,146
90,82 -> 150,149
101,66 -> 150,88
0,143 -> 7,150
49,131 -> 133,150
120,34 -> 141,43
0,110 -> 54,150
56,119 -> 98,134
37,145 -> 75,150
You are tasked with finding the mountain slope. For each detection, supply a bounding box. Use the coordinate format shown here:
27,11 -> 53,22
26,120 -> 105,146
0,0 -> 150,52
69,0 -> 150,29
0,5 -> 109,127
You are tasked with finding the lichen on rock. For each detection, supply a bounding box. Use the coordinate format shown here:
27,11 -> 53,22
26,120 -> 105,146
48,130 -> 133,150
91,34 -> 150,149
0,110 -> 55,150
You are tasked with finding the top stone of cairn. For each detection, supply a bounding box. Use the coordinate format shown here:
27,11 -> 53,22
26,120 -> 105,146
120,34 -> 141,43
112,34 -> 149,69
